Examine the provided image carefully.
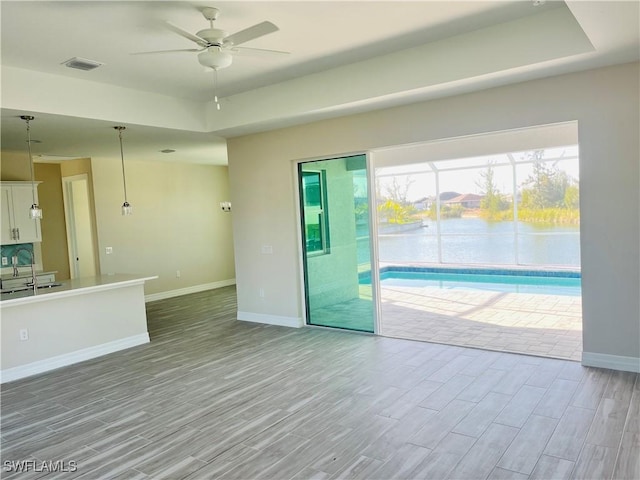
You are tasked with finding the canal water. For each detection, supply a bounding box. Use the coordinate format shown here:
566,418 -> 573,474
359,218 -> 581,267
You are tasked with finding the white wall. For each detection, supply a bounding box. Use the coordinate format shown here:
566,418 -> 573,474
91,158 -> 236,296
227,62 -> 639,369
1,281 -> 150,381
2,66 -> 208,132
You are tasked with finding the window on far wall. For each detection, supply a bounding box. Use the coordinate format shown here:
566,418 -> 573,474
301,170 -> 330,254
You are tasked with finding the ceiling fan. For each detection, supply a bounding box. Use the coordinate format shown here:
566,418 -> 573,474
132,7 -> 289,71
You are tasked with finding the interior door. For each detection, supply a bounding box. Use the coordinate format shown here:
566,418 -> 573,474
299,154 -> 375,332
63,175 -> 97,278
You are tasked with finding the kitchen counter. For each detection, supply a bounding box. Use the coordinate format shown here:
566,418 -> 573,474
0,270 -> 57,281
1,274 -> 157,383
1,270 -> 59,294
1,274 -> 157,305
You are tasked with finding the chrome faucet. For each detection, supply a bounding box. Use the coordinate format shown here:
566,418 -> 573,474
11,247 -> 37,293
11,249 -> 28,277
12,257 -> 19,277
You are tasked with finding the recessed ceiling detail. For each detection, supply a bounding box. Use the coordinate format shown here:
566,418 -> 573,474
1,1 -> 638,165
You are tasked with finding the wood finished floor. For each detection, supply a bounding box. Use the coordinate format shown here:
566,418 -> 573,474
1,286 -> 638,480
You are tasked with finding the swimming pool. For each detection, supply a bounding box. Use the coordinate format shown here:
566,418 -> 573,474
360,267 -> 581,296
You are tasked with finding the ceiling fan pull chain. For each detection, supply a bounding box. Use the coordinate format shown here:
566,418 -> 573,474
214,68 -> 221,111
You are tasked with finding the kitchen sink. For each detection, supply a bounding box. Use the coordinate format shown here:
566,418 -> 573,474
37,282 -> 64,289
1,282 -> 64,295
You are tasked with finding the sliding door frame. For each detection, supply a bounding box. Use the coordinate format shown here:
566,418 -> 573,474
293,151 -> 381,334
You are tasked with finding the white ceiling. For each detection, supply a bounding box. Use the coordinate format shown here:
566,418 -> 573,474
1,1 -> 638,166
0,1 -> 547,100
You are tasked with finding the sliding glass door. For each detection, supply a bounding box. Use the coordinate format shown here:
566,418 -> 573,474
298,154 -> 375,332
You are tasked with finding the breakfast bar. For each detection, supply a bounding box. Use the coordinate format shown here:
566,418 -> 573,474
1,274 -> 157,383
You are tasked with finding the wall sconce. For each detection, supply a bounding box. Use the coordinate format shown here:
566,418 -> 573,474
220,201 -> 231,212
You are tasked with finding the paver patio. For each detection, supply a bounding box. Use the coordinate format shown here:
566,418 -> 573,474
380,284 -> 582,361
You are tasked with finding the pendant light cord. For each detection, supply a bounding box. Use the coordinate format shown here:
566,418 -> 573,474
25,117 -> 37,206
117,127 -> 128,204
213,68 -> 221,110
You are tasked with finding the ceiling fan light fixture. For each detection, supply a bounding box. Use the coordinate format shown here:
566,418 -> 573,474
198,47 -> 233,70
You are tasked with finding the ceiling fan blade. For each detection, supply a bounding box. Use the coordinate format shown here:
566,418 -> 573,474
165,21 -> 209,47
224,21 -> 279,46
230,46 -> 290,57
130,48 -> 203,55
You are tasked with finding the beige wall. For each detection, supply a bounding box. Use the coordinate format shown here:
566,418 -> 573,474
90,158 -> 235,295
227,62 -> 640,363
33,163 -> 70,280
0,151 -> 31,181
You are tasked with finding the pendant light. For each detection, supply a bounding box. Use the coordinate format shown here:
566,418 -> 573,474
114,126 -> 132,215
20,115 -> 43,220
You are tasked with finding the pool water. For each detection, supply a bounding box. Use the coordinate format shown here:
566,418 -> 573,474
366,269 -> 581,296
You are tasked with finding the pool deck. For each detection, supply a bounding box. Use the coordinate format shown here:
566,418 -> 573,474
380,284 -> 582,361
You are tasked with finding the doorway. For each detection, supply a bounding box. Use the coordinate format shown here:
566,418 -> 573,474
62,174 -> 97,278
298,154 -> 376,333
296,125 -> 583,362
371,123 -> 583,361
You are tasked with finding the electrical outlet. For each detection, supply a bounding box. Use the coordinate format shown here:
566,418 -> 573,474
176,270 -> 181,278
1,257 -> 8,266
19,329 -> 29,341
261,245 -> 273,254
105,247 -> 113,255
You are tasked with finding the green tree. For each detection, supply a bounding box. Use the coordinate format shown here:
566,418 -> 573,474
520,151 -> 570,209
378,199 -> 416,224
517,150 -> 580,224
477,162 -> 510,220
564,184 -> 579,209
354,199 -> 369,222
377,175 -> 418,224
427,202 -> 463,220
382,176 -> 415,204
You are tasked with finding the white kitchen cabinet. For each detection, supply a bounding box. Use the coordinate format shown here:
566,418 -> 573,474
1,182 -> 42,245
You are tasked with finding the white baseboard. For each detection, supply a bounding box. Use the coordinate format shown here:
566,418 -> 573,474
582,352 -> 640,373
145,279 -> 236,302
237,311 -> 304,328
0,333 -> 150,384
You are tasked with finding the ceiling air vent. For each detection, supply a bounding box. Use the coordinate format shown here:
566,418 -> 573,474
61,57 -> 104,71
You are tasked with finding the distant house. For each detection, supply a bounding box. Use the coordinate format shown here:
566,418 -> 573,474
443,193 -> 484,208
439,191 -> 461,201
412,197 -> 432,210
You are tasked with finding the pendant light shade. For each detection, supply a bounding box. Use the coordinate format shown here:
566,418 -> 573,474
30,204 -> 43,219
114,126 -> 132,215
20,115 -> 43,220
